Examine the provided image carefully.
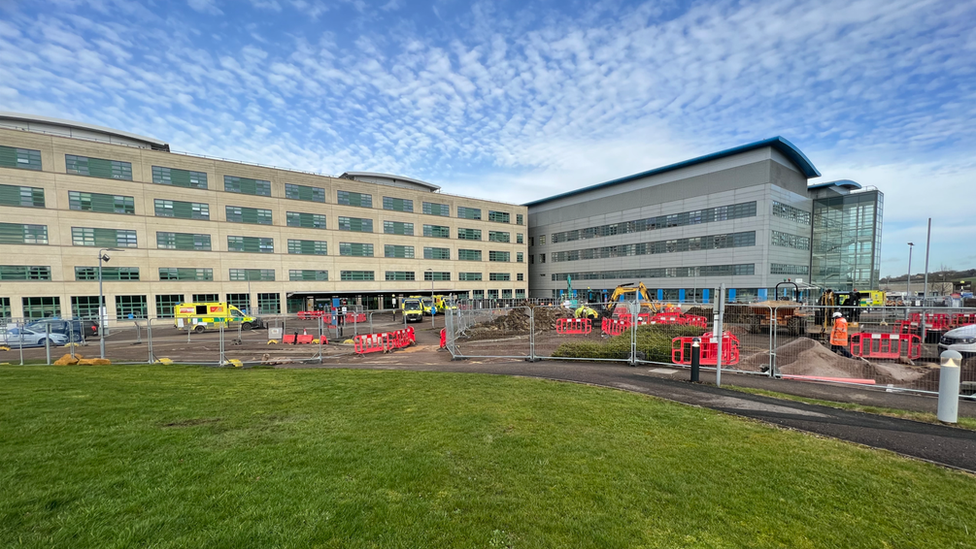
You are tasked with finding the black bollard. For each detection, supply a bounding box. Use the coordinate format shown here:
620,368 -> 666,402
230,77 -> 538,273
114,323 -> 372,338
690,337 -> 701,382
293,331 -> 299,345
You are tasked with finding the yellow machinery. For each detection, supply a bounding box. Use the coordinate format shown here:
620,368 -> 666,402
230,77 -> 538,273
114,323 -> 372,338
573,282 -> 669,320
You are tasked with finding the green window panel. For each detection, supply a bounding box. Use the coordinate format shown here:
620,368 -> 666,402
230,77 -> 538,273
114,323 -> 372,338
489,251 -> 510,262
257,293 -> 280,314
155,294 -> 184,318
154,199 -> 209,219
65,154 -> 132,180
0,145 -> 41,170
289,269 -> 329,281
487,290 -> 499,299
422,202 -> 450,216
488,211 -> 510,223
152,166 -> 208,189
458,228 -> 481,240
158,268 -> 213,281
423,224 -> 450,238
338,216 -> 373,232
385,271 -> 415,281
74,267 -> 140,281
458,249 -> 482,261
458,272 -> 482,281
224,175 -> 271,196
0,297 -> 9,319
193,293 -> 219,302
384,245 -> 414,259
337,190 -> 372,208
517,252 -> 524,263
22,296 -> 60,320
517,273 -> 524,281
69,191 -> 135,215
0,265 -> 51,280
472,290 -> 484,299
285,183 -> 326,203
424,247 -> 450,260
383,197 -> 414,212
488,231 -> 510,243
516,214 -> 524,226
339,242 -> 374,257
0,223 -> 47,245
340,270 -> 374,281
383,221 -> 414,235
0,184 -> 44,208
116,295 -> 148,319
287,239 -> 328,255
489,273 -> 511,281
286,211 -> 327,229
226,206 -> 272,225
423,271 -> 450,281
515,289 -> 526,299
226,293 -> 249,312
71,227 -> 137,247
227,236 -> 274,253
156,232 -> 211,251
502,290 -> 513,299
71,296 -> 103,320
286,297 -> 304,314
229,269 -> 275,281
516,233 -> 524,244
457,206 -> 481,220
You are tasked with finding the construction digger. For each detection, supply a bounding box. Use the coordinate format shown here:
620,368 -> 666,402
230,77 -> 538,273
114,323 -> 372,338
574,282 -> 669,320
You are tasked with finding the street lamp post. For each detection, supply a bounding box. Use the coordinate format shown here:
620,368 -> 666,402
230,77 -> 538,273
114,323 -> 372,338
906,242 -> 914,308
97,247 -> 122,359
426,269 -> 435,328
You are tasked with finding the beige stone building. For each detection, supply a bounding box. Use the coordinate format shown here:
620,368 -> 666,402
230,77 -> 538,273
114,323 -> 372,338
0,113 -> 527,320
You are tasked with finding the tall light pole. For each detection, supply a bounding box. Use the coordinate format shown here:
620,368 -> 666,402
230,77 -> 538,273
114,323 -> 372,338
906,242 -> 914,307
97,247 -> 122,359
426,269 -> 435,328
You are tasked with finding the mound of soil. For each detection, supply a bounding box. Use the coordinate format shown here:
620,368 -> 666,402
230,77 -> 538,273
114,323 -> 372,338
462,305 -> 570,340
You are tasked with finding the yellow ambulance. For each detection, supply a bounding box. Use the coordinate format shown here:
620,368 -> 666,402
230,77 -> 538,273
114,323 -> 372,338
174,302 -> 261,332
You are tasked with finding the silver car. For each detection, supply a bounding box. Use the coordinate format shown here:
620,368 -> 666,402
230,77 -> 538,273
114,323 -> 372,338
0,326 -> 70,348
939,324 -> 976,356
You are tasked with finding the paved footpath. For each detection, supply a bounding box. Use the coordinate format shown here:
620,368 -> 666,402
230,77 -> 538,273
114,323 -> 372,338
289,358 -> 976,473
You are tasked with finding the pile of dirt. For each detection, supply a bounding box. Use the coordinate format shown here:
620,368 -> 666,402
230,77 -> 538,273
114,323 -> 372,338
53,353 -> 111,366
463,306 -> 570,340
684,306 -> 713,318
916,356 -> 976,388
737,339 -> 931,384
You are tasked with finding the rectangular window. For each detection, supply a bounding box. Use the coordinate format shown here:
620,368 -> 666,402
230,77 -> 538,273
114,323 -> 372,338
516,252 -> 524,263
286,211 -> 327,229
458,228 -> 482,240
226,293 -> 249,312
515,289 -> 525,299
488,231 -> 510,243
229,269 -> 275,281
285,183 -> 326,203
516,213 -> 524,226
0,265 -> 51,280
287,239 -> 328,255
339,242 -> 374,257
152,166 -> 208,189
224,175 -> 271,196
488,211 -> 510,223
75,267 -> 139,281
385,271 -> 415,281
154,199 -> 209,219
0,184 -> 44,208
770,263 -> 810,275
0,223 -> 47,245
771,230 -> 811,250
65,154 -> 132,180
193,293 -> 219,302
0,145 -> 41,170
423,224 -> 450,238
384,245 -> 415,259
69,191 -> 135,215
424,247 -> 451,260
226,206 -> 272,225
337,216 -> 373,232
457,206 -> 481,220
424,271 -> 451,281
71,227 -> 137,248
337,190 -> 372,208
517,273 -> 524,281
22,296 -> 60,320
772,201 -> 811,225
227,236 -> 274,253
489,251 -> 510,262
340,270 -> 374,281
0,297 -> 9,319
472,290 -> 484,300
71,296 -> 103,320
383,197 -> 414,212
115,295 -> 148,319
502,289 -> 513,299
489,273 -> 510,281
289,269 -> 329,281
155,294 -> 185,318
487,290 -> 499,299
257,293 -> 280,314
458,249 -> 482,261
422,202 -> 450,216
156,232 -> 211,251
516,233 -> 524,244
158,268 -> 213,281
458,272 -> 482,281
539,235 -> 546,245
383,221 -> 414,235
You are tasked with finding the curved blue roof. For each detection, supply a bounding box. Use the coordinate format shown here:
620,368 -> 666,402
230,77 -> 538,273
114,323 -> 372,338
524,136 -> 820,207
807,179 -> 862,190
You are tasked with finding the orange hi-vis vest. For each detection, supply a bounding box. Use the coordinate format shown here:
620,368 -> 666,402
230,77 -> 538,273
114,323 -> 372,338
830,317 -> 849,346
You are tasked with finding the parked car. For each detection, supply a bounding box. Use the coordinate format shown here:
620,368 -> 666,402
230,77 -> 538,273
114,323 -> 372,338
26,318 -> 92,341
939,324 -> 976,356
0,326 -> 70,348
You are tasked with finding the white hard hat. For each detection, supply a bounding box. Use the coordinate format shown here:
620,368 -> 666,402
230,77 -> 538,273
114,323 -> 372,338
832,311 -> 843,318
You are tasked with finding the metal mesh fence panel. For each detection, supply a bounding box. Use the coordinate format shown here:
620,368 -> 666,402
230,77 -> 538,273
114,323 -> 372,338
448,306 -> 532,360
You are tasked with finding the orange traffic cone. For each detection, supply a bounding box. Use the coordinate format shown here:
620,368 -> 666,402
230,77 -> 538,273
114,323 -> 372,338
303,328 -> 308,335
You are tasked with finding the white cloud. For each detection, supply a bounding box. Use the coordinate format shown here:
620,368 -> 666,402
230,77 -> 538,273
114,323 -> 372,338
187,0 -> 221,15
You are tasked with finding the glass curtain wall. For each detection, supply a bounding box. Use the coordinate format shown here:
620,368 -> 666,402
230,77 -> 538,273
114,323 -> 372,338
811,190 -> 883,291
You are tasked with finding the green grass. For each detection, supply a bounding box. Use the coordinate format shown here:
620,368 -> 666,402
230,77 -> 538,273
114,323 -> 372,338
551,324 -> 702,360
727,386 -> 976,430
1,366 -> 974,548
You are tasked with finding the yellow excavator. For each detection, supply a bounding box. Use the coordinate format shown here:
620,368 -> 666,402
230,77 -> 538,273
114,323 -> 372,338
574,282 -> 667,320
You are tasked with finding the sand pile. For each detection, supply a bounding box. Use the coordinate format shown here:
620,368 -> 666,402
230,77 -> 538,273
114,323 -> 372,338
463,306 -> 570,339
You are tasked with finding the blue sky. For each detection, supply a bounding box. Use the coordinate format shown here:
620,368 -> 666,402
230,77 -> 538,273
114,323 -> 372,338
1,0 -> 973,278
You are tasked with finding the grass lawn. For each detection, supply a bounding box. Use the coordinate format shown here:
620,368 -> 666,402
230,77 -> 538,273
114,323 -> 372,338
0,366 -> 974,548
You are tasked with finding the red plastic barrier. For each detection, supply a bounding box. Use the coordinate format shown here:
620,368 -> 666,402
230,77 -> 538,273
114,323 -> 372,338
951,313 -> 976,328
355,333 -> 388,354
650,313 -> 683,325
297,311 -> 325,319
282,334 -> 296,344
344,313 -> 367,324
296,334 -> 315,344
678,314 -> 708,328
850,332 -> 922,360
439,328 -> 446,349
671,332 -> 740,366
556,318 -> 593,335
406,326 -> 416,345
601,317 -> 628,336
